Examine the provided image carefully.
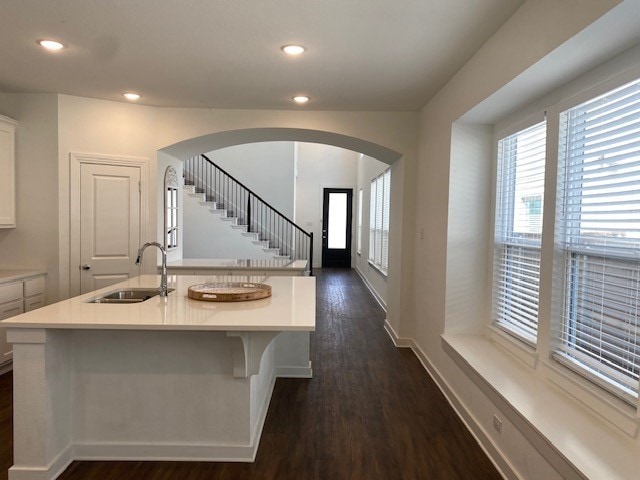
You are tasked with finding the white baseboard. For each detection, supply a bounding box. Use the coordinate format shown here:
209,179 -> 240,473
383,320 -> 412,348
276,365 -> 313,378
354,267 -> 386,311
73,442 -> 256,463
381,326 -> 519,480
9,445 -> 73,480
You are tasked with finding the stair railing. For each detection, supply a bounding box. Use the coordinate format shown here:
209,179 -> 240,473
184,154 -> 313,275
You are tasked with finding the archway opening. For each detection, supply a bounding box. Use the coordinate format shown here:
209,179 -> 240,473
158,126 -> 405,313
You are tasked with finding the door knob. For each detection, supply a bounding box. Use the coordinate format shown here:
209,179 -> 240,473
81,264 -> 91,270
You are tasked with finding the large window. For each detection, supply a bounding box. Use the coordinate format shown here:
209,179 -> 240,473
369,168 -> 391,273
554,78 -> 640,403
493,121 -> 546,344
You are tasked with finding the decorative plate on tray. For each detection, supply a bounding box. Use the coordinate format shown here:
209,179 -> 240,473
187,282 -> 272,302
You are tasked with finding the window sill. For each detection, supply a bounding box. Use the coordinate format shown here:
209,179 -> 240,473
485,325 -> 538,368
367,260 -> 387,277
485,325 -> 637,435
442,334 -> 639,480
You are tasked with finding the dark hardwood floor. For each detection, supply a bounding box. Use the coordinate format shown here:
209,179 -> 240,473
0,268 -> 501,479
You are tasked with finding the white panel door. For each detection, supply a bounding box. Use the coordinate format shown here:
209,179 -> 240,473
80,163 -> 141,294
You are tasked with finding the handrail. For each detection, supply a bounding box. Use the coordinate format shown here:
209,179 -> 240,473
184,154 -> 313,275
201,154 -> 308,233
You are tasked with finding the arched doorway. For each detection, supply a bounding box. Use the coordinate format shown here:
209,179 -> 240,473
158,126 -> 407,340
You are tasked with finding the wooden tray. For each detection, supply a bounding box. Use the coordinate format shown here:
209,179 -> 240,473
187,282 -> 272,302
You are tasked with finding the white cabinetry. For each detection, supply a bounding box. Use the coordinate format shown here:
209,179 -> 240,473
0,114 -> 17,228
0,272 -> 46,367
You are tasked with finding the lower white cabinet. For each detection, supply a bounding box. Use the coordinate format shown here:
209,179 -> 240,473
0,272 -> 46,366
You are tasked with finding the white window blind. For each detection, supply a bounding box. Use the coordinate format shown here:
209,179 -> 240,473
369,180 -> 376,261
555,78 -> 640,403
375,175 -> 383,263
382,169 -> 391,271
369,168 -> 391,273
493,121 -> 546,343
357,189 -> 363,253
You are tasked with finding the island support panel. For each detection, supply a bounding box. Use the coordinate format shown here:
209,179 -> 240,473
8,328 -> 281,480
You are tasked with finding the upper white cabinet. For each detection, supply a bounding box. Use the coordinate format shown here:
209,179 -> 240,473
0,114 -> 17,228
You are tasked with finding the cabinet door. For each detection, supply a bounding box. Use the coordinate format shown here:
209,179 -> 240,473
0,115 -> 17,228
0,299 -> 24,363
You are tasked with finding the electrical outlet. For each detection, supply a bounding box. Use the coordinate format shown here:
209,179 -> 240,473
420,227 -> 424,240
493,415 -> 503,435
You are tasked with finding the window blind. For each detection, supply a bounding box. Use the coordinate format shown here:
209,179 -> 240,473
369,180 -> 376,262
375,175 -> 383,264
357,189 -> 363,253
369,168 -> 391,273
555,77 -> 640,402
493,121 -> 546,343
382,169 -> 391,272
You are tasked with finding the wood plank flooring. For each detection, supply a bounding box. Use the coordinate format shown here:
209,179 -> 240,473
0,268 -> 501,479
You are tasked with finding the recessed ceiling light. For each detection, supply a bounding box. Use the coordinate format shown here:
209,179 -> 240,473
281,45 -> 306,56
37,39 -> 65,51
293,96 -> 310,104
123,92 -> 141,101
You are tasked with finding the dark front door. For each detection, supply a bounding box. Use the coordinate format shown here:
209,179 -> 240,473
321,188 -> 353,268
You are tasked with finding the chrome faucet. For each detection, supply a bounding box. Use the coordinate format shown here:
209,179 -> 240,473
135,242 -> 169,297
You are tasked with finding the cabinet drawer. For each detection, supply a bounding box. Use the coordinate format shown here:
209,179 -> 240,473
0,282 -> 22,304
25,294 -> 45,312
24,276 -> 45,297
0,299 -> 24,320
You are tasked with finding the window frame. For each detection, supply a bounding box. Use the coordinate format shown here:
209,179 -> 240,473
489,67 -> 640,415
492,116 -> 547,346
164,166 -> 179,250
552,76 -> 640,405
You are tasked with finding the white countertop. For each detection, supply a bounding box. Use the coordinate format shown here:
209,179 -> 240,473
1,274 -> 315,332
166,258 -> 308,271
0,269 -> 47,285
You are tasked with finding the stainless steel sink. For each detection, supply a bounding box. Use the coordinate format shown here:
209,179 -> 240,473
88,288 -> 175,304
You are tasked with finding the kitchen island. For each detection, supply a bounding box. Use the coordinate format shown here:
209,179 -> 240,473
2,274 -> 315,480
166,258 -> 309,276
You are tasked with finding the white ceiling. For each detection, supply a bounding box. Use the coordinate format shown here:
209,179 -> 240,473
0,0 -> 524,111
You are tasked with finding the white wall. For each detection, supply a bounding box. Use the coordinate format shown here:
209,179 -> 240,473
355,154 -> 389,306
58,94 -> 159,298
445,122 -> 493,335
294,142 -> 359,269
205,142 -> 295,219
0,94 -> 60,302
50,104 -> 418,329
182,191 -> 275,260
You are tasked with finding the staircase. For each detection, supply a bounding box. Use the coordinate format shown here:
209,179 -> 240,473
183,154 -> 313,274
